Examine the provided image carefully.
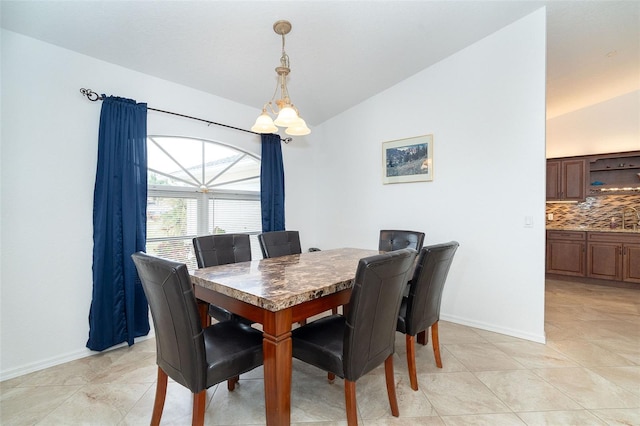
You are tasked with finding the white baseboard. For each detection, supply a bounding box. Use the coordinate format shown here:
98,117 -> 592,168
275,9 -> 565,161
440,313 -> 546,344
0,334 -> 155,382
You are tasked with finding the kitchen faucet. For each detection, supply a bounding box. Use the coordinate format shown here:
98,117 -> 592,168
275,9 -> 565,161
622,206 -> 640,230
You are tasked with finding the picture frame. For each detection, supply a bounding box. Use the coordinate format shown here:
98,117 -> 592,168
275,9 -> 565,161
382,134 -> 433,184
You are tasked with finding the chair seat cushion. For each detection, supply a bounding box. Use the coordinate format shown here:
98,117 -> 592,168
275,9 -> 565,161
208,304 -> 253,325
396,297 -> 408,334
204,322 -> 264,386
208,304 -> 236,322
292,315 -> 345,378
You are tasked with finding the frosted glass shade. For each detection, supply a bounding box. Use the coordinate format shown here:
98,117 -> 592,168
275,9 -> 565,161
273,106 -> 300,127
251,112 -> 278,133
285,118 -> 311,136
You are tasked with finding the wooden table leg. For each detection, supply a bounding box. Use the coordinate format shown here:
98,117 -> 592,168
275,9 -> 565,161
262,308 -> 293,426
197,300 -> 210,327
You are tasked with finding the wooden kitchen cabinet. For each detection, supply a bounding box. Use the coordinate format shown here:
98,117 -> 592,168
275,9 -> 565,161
546,158 -> 586,201
587,240 -> 621,280
587,232 -> 640,284
546,231 -> 586,276
588,151 -> 640,195
623,243 -> 640,283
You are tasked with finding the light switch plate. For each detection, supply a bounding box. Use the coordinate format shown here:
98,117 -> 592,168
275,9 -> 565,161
524,216 -> 534,228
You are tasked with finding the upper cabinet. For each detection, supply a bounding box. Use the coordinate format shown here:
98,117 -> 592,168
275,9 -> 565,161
588,151 -> 640,195
546,158 -> 587,201
547,151 -> 640,201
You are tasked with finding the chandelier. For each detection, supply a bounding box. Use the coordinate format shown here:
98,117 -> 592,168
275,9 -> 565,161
251,20 -> 311,136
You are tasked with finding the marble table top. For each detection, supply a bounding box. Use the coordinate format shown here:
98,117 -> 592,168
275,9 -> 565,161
190,247 -> 380,312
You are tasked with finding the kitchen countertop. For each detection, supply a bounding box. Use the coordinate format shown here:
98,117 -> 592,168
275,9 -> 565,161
546,225 -> 640,234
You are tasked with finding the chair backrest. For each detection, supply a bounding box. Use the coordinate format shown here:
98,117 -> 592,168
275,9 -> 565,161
378,230 -> 425,252
192,233 -> 251,268
404,241 -> 459,336
257,230 -> 302,258
131,252 -> 207,393
343,248 -> 417,381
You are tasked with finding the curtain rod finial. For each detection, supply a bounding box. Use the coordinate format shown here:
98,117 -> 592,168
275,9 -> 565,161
80,88 -> 102,101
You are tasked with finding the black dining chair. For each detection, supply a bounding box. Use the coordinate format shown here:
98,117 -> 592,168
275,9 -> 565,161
257,230 -> 302,258
396,241 -> 459,391
291,249 -> 417,425
258,230 -> 335,319
192,233 -> 252,324
379,229 -> 425,252
131,252 -> 264,426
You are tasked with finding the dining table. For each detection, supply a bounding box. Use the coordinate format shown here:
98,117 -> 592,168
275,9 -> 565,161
189,247 -> 379,426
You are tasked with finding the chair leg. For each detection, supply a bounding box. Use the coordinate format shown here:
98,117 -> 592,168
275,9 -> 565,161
417,329 -> 427,345
332,306 -> 339,315
327,372 -> 335,383
344,380 -> 358,426
151,367 -> 168,426
405,334 -> 419,391
192,390 -> 206,426
227,375 -> 239,391
384,355 -> 400,417
432,321 -> 442,368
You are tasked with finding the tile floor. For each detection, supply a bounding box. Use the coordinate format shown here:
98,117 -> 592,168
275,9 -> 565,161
1,279 -> 638,425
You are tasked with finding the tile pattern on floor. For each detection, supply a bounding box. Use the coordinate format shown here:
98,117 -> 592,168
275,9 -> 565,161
1,279 -> 639,425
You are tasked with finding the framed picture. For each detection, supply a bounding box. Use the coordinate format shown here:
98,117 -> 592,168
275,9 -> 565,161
382,134 -> 433,184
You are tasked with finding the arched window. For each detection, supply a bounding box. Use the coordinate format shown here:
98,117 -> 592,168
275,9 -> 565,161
146,136 -> 262,268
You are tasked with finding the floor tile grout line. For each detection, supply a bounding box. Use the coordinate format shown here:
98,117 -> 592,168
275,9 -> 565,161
2,279 -> 639,425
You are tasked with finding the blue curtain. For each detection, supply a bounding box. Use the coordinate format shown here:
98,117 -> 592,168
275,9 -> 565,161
260,134 -> 285,232
87,96 -> 150,351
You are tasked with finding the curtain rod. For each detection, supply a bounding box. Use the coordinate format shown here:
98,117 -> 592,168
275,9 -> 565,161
79,88 -> 291,143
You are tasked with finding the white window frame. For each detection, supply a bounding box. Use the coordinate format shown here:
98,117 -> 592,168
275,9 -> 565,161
145,136 -> 262,267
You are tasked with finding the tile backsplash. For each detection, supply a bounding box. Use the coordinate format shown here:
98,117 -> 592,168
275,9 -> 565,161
546,194 -> 640,228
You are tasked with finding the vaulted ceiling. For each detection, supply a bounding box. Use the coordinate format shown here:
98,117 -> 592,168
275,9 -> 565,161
2,1 -> 638,125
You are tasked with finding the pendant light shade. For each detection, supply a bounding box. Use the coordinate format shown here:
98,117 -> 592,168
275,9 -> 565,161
274,105 -> 300,127
252,20 -> 311,136
285,117 -> 311,136
251,110 -> 278,133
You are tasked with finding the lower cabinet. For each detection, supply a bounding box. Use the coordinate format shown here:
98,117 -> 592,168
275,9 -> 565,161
546,231 -> 586,276
547,230 -> 640,284
587,241 -> 621,280
623,244 -> 640,283
588,233 -> 640,284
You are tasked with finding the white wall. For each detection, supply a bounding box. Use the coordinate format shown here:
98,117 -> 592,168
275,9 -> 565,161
1,30 -> 263,380
1,7 -> 547,380
291,9 -> 547,342
546,90 -> 640,158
